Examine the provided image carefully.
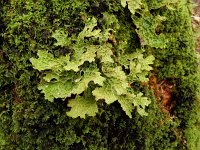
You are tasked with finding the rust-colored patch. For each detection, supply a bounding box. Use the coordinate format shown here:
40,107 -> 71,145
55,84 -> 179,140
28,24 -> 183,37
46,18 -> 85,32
149,75 -> 175,113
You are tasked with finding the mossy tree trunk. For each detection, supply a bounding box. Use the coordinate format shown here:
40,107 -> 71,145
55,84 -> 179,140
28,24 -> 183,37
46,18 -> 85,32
0,0 -> 199,149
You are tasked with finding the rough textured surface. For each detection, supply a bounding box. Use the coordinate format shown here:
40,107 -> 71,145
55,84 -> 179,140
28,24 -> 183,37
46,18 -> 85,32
0,0 -> 199,149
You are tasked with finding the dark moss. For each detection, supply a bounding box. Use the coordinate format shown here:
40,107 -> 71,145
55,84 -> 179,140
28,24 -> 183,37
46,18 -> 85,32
0,0 -> 199,149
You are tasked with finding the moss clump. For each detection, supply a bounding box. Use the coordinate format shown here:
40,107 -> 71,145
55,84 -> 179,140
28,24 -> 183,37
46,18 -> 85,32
0,0 -> 199,149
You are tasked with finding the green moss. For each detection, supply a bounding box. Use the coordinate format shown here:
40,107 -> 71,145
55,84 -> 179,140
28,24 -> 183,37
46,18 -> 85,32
0,0 -> 199,149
